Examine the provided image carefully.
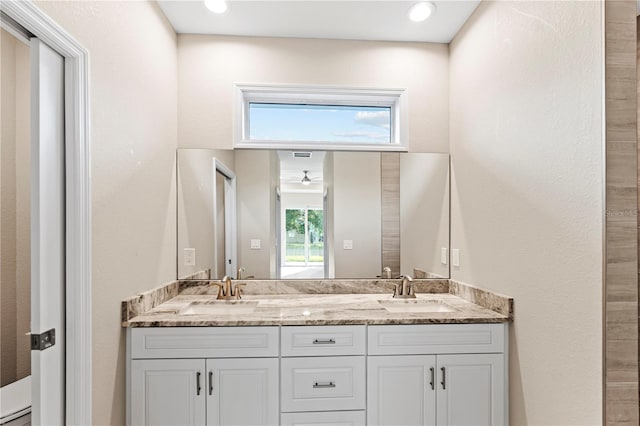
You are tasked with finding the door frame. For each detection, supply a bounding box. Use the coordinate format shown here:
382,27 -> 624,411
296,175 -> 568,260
1,1 -> 92,424
214,159 -> 237,278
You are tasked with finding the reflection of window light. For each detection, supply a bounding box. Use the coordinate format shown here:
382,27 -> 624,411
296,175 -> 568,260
235,84 -> 407,151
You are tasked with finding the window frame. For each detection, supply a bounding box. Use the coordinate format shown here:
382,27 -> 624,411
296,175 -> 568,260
234,84 -> 408,151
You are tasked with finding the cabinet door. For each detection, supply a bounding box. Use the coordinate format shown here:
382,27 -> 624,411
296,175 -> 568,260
131,359 -> 206,426
367,355 -> 436,426
206,358 -> 279,426
436,354 -> 505,426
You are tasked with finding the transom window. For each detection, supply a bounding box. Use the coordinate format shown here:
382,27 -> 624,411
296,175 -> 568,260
235,84 -> 407,151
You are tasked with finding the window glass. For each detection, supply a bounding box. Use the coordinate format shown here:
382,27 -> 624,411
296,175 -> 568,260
249,103 -> 392,144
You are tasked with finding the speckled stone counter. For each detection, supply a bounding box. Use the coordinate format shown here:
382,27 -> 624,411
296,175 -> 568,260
122,279 -> 512,327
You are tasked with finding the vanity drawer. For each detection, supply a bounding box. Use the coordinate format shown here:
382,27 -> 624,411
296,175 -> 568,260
282,325 -> 366,357
368,323 -> 506,355
130,326 -> 279,359
281,356 -> 366,412
281,410 -> 365,426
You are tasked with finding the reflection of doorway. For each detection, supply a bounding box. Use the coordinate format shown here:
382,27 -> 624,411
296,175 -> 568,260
277,150 -> 326,279
215,170 -> 226,278
282,207 -> 324,279
213,160 -> 237,279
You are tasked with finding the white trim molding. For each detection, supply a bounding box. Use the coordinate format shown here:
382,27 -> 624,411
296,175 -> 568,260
213,158 -> 237,279
0,1 -> 92,424
234,83 -> 409,152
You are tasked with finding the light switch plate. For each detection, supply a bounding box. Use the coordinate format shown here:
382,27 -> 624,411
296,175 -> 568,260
184,248 -> 196,266
452,249 -> 460,267
343,240 -> 353,250
441,247 -> 448,265
250,239 -> 261,249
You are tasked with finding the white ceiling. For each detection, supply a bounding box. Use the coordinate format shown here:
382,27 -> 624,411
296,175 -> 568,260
157,1 -> 481,43
278,150 -> 324,193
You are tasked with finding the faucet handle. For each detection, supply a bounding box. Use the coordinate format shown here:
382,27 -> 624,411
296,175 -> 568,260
209,282 -> 223,298
237,267 -> 245,280
233,283 -> 246,299
382,266 -> 392,279
392,283 -> 400,298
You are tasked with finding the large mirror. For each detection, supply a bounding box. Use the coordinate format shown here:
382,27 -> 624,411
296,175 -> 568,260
177,149 -> 449,280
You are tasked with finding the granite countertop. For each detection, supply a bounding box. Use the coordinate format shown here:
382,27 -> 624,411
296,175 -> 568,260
124,291 -> 510,327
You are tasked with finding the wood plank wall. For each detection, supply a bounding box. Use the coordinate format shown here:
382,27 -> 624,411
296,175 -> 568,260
381,153 -> 400,276
605,1 -> 638,424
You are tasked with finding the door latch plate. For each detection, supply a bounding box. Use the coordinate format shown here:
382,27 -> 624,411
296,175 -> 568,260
31,328 -> 55,351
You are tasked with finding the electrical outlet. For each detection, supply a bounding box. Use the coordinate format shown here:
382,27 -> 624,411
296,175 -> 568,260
250,239 -> 261,249
441,247 -> 448,265
452,249 -> 460,267
184,248 -> 196,266
343,240 -> 353,250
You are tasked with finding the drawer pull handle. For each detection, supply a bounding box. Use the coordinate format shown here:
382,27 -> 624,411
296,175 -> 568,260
196,372 -> 202,395
429,367 -> 435,390
313,338 -> 336,344
441,367 -> 446,390
209,371 -> 213,395
313,381 -> 336,388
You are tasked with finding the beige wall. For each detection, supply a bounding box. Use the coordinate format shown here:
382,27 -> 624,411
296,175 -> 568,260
333,152 -> 381,278
34,2 -> 178,424
177,149 -> 235,279
178,35 -> 449,153
449,1 -> 603,424
0,29 -> 31,387
235,149 -> 277,278
400,153 -> 449,278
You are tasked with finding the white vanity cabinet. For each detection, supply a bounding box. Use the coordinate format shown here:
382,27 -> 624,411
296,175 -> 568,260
127,327 -> 280,426
127,323 -> 508,426
367,324 -> 507,426
280,325 -> 367,426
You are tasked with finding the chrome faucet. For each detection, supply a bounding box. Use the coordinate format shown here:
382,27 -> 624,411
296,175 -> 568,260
393,275 -> 416,299
212,276 -> 246,300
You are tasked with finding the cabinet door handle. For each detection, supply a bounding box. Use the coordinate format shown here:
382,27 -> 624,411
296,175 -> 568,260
208,371 -> 213,395
313,338 -> 336,344
440,367 -> 446,390
429,367 -> 435,390
313,381 -> 336,388
196,372 -> 202,395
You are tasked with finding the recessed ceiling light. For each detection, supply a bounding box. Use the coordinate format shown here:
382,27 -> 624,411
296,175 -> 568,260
408,2 -> 436,22
204,0 -> 228,14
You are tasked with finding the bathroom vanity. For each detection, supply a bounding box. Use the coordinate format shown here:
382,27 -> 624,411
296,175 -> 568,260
123,280 -> 512,426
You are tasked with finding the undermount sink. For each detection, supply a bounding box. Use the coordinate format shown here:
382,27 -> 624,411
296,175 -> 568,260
378,299 -> 454,313
179,300 -> 258,315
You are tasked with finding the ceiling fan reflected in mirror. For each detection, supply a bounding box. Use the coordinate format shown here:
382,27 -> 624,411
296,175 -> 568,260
300,170 -> 322,186
301,170 -> 312,185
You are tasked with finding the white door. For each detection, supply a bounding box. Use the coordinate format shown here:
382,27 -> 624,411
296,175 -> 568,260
206,358 -> 278,426
131,359 -> 206,426
30,38 -> 65,425
367,355 -> 436,426
436,354 -> 505,426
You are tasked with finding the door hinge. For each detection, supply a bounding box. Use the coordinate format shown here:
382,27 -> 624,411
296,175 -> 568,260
31,328 -> 55,351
